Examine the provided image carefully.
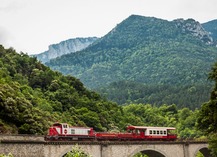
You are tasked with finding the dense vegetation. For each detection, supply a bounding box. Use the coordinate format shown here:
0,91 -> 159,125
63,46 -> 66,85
123,104 -> 203,138
0,45 -> 204,139
197,62 -> 217,156
0,153 -> 13,157
96,80 -> 211,109
0,45 -> 123,134
47,15 -> 217,109
202,19 -> 217,40
64,145 -> 91,157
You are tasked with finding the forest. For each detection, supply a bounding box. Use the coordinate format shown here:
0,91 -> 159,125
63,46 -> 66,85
0,45 -> 204,139
95,80 -> 212,110
0,45 -> 123,133
47,15 -> 217,109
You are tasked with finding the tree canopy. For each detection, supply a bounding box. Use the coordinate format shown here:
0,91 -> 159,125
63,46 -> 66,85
47,15 -> 217,109
0,45 -> 123,133
197,62 -> 217,156
0,45 -> 206,140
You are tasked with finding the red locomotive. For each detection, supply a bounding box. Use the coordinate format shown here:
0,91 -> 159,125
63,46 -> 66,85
45,122 -> 177,141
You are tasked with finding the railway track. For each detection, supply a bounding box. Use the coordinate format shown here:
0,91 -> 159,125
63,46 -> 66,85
0,139 -> 208,145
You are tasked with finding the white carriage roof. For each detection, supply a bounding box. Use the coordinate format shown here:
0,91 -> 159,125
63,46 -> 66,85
52,122 -> 93,129
127,126 -> 176,130
69,126 -> 93,129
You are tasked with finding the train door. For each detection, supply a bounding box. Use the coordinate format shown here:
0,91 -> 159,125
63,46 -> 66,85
134,129 -> 145,138
62,123 -> 69,135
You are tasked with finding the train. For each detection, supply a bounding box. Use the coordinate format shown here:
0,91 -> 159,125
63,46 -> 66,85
45,122 -> 177,141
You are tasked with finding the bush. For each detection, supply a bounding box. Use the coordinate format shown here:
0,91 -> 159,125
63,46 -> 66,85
65,145 -> 92,157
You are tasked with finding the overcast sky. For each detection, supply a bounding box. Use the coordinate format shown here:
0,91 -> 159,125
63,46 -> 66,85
0,0 -> 216,55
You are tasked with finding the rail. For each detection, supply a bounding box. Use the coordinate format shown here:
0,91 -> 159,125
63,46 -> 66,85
0,139 -> 208,145
0,134 -> 208,145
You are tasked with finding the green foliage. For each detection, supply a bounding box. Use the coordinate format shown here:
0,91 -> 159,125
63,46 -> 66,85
196,151 -> 204,157
0,153 -> 13,157
121,104 -> 202,138
96,80 -> 211,109
65,145 -> 92,157
133,152 -> 148,157
0,45 -> 122,133
197,63 -> 217,134
202,19 -> 217,40
197,62 -> 217,156
47,15 -> 217,109
0,44 -> 206,140
208,134 -> 217,157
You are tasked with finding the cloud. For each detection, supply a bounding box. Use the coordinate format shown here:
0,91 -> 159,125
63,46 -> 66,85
0,26 -> 13,48
0,0 -> 216,54
0,27 -> 8,43
0,0 -> 26,13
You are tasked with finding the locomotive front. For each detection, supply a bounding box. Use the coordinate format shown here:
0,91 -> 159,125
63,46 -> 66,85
45,122 -> 95,140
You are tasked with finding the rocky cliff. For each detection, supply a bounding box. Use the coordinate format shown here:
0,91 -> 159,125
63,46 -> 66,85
34,37 -> 98,63
173,18 -> 213,44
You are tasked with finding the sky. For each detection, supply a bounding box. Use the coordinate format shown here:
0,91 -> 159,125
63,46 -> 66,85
0,0 -> 217,55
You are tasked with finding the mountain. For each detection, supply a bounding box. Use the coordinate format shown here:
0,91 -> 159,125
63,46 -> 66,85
46,15 -> 217,108
202,19 -> 217,41
34,37 -> 98,63
0,45 -> 203,138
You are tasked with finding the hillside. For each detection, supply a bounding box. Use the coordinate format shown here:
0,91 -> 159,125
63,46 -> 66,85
0,45 -> 124,134
202,19 -> 217,41
34,37 -> 98,63
96,80 -> 212,109
46,15 -> 217,108
0,45 -> 207,138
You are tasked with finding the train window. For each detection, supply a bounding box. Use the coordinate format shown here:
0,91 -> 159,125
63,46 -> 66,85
71,129 -> 75,134
149,130 -> 152,134
136,130 -> 140,134
153,130 -> 156,134
53,123 -> 61,127
157,130 -> 159,134
160,130 -> 163,134
164,131 -> 167,134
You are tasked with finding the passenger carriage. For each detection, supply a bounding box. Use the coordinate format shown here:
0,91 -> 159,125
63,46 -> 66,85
125,126 -> 177,140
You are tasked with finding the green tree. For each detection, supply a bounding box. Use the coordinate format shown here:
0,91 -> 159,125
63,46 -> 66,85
133,152 -> 148,157
65,145 -> 91,157
208,134 -> 217,156
197,62 -> 217,156
0,153 -> 13,157
196,151 -> 204,157
0,45 -> 124,134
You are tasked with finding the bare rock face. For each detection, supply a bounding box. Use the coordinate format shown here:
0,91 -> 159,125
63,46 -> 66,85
174,18 -> 213,45
34,37 -> 98,63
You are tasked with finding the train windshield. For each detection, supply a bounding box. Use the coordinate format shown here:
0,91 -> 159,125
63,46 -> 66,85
52,123 -> 62,127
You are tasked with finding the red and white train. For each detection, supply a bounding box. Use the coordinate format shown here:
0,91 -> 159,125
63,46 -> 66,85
45,122 -> 177,141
